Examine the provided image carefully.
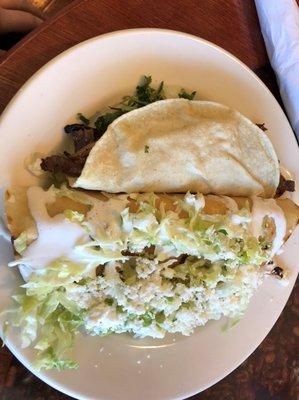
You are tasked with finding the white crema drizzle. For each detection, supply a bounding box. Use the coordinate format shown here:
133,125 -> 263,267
18,186 -> 88,272
86,194 -> 128,238
250,196 -> 286,256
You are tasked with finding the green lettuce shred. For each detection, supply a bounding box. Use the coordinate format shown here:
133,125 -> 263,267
8,267 -> 86,370
3,186 -> 274,369
14,232 -> 28,255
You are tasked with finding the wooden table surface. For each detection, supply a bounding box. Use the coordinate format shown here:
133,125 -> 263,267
0,1 -> 298,399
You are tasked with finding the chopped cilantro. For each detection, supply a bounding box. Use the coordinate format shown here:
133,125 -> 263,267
104,298 -> 114,306
51,171 -> 68,188
166,297 -> 174,303
218,229 -> 228,236
144,145 -> 150,153
95,109 -> 123,136
122,264 -> 137,285
116,305 -> 124,313
178,89 -> 196,100
121,76 -> 165,108
93,76 -> 165,137
78,76 -> 196,142
134,76 -> 165,106
155,311 -> 165,324
142,315 -> 152,327
142,311 -> 153,327
77,113 -> 90,125
256,123 -> 267,131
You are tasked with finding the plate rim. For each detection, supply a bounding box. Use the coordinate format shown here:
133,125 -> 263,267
0,27 -> 296,138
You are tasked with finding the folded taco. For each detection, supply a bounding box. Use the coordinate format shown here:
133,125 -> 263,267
73,99 -> 280,197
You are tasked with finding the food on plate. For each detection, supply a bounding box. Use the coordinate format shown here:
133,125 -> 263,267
41,77 -> 291,198
40,76 -> 174,178
74,99 -> 280,197
3,185 -> 299,369
1,76 -> 298,370
275,174 -> 296,197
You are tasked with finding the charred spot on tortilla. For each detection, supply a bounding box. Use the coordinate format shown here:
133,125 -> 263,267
77,113 -> 90,126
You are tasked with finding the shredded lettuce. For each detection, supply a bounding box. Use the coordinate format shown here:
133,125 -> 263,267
120,194 -> 269,266
64,209 -> 85,223
34,186 -> 269,269
7,267 -> 86,370
14,232 -> 28,254
4,187 -> 274,369
35,348 -> 79,371
52,184 -> 93,206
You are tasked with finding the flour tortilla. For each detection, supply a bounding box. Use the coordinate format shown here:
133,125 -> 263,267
74,99 -> 279,197
4,187 -> 91,245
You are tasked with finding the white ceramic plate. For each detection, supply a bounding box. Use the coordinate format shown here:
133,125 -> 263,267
0,29 -> 298,400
